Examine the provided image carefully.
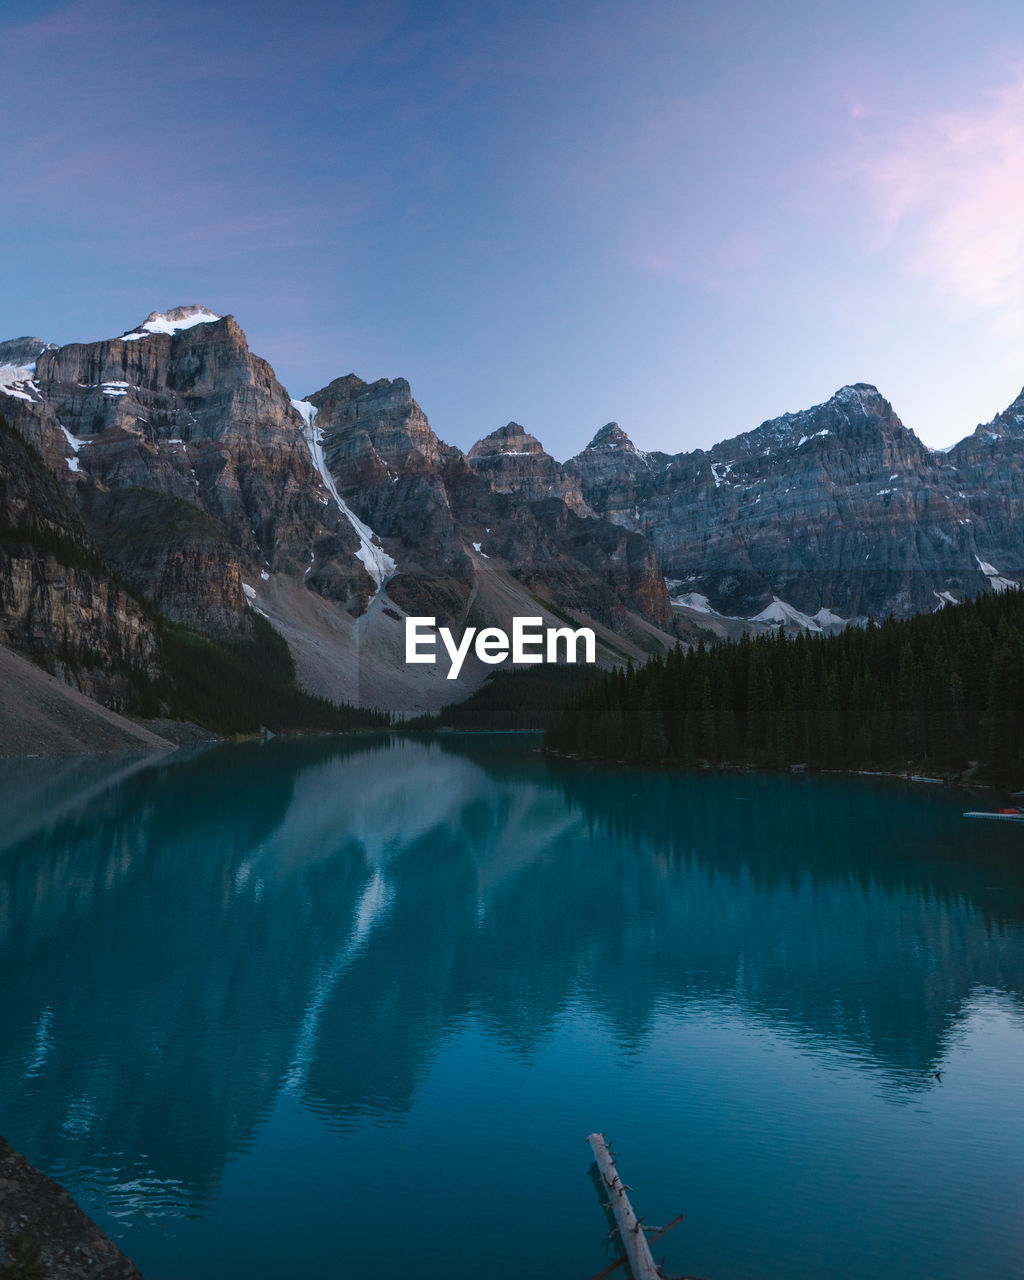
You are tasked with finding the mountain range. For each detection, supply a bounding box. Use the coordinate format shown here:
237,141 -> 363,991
1,305 -> 1021,721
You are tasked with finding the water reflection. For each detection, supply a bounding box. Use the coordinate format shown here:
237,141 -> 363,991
1,734 -> 1022,1221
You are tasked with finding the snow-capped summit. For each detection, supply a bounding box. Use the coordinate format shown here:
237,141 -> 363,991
122,306 -> 222,341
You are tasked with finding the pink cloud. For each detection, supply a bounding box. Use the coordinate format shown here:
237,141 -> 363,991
852,70 -> 1024,330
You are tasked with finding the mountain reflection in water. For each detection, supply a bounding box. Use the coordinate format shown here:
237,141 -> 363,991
1,734 -> 1022,1280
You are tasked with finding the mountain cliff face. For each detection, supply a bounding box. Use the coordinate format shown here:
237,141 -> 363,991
940,389 -> 1024,592
305,374 -> 671,630
0,311 -> 676,717
563,421 -> 652,528
467,422 -> 592,515
305,372 -> 472,608
568,383 -> 1024,621
1,308 -> 371,630
5,301 -> 1022,723
0,414 -> 159,706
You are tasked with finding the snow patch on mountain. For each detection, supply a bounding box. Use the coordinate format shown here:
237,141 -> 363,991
796,429 -> 831,448
122,307 -> 222,340
241,582 -> 271,618
0,362 -> 38,387
292,398 -> 396,590
0,381 -> 37,403
58,424 -> 90,471
975,555 -> 1018,593
673,591 -> 717,614
0,361 -> 45,404
749,597 -> 823,632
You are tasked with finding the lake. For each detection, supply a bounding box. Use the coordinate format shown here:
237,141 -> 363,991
1,734 -> 1023,1279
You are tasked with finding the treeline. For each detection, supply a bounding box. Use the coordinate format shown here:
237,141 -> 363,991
148,612 -> 392,735
406,663 -> 598,731
544,589 -> 1024,786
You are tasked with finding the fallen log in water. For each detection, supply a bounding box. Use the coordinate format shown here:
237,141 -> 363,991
587,1132 -> 664,1280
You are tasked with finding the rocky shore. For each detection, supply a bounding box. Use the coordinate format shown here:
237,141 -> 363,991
0,1135 -> 144,1279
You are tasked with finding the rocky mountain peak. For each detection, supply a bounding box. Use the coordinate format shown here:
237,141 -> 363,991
734,382 -> 912,461
466,422 -> 592,515
467,421 -> 547,459
0,336 -> 54,365
309,373 -> 416,415
833,381 -> 882,403
121,306 -> 223,340
972,384 -> 1024,440
308,372 -> 448,482
564,424 -> 653,532
585,421 -> 643,454
827,383 -> 907,429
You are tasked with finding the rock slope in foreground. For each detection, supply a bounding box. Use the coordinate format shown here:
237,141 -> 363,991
0,644 -> 174,758
0,1133 -> 144,1278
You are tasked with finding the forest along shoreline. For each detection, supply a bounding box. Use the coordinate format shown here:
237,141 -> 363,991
543,588 -> 1024,795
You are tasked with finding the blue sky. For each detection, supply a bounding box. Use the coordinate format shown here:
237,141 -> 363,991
4,0 -> 1024,455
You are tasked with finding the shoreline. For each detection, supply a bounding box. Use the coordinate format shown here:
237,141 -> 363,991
0,1134 -> 145,1279
541,747 -> 1011,793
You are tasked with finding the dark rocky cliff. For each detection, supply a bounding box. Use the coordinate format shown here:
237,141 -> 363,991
0,414 -> 159,706
9,300 -> 1023,724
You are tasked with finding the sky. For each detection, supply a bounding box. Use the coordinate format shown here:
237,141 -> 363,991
4,0 -> 1024,456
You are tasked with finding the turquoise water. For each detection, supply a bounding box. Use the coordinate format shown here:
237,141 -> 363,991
2,735 -> 1023,1279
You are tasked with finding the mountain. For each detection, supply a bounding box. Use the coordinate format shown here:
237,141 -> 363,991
0,309 -> 676,720
303,374 -> 669,631
466,421 -> 592,514
567,382 -> 1024,622
0,307 -> 373,633
0,412 -> 159,708
5,303 -> 1023,733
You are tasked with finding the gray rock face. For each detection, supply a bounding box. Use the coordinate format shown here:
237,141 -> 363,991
565,422 -> 654,530
938,390 -> 1024,592
311,373 -> 451,476
307,377 -> 672,630
467,422 -> 593,515
8,301 -> 1024,663
308,373 -> 468,589
570,383 -> 1024,620
9,305 -> 1024,653
3,310 -> 368,629
0,336 -> 55,371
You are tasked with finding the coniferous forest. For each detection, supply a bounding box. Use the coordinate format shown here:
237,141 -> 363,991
543,588 -> 1024,787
